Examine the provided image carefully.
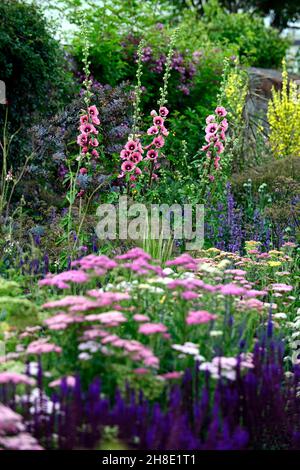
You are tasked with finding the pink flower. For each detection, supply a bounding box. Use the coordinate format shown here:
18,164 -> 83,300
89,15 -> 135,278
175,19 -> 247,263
220,119 -> 228,132
205,123 -> 218,134
153,135 -> 165,148
153,116 -> 164,127
159,371 -> 182,380
120,149 -> 131,160
215,106 -> 227,117
214,141 -> 224,154
129,152 -> 142,164
146,149 -> 158,160
90,138 -> 99,147
138,322 -> 168,335
133,314 -> 150,322
125,140 -> 138,152
150,110 -> 157,117
88,105 -> 99,117
220,284 -> 245,296
206,114 -> 215,124
77,134 -> 88,147
79,167 -> 87,175
161,126 -> 169,136
159,106 -> 169,117
186,310 -> 217,325
91,149 -> 99,158
92,115 -> 100,125
49,376 -> 76,388
270,283 -> 293,293
0,372 -> 35,386
26,340 -> 62,355
121,160 -> 135,172
79,123 -> 97,135
147,126 -> 159,135
135,167 -> 142,176
80,115 -> 89,125
181,290 -> 198,300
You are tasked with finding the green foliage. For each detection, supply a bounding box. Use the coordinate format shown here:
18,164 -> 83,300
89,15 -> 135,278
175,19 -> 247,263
0,0 -> 75,155
0,277 -> 38,330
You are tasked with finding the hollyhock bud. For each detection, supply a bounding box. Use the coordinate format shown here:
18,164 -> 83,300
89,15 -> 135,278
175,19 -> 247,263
150,110 -> 157,117
92,116 -> 100,125
79,168 -> 87,175
81,146 -> 89,154
91,149 -> 99,158
215,141 -> 224,154
206,115 -> 216,124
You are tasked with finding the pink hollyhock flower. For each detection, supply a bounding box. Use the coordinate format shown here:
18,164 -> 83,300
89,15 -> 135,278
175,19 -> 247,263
186,310 -> 217,325
208,175 -> 215,182
159,106 -> 169,117
138,322 -> 168,335
81,146 -> 89,154
147,126 -> 159,135
79,167 -> 87,175
79,123 -> 97,135
161,126 -> 169,136
205,123 -> 218,134
125,140 -> 138,152
153,116 -> 164,127
91,149 -> 99,158
214,141 -> 224,154
219,129 -> 226,141
90,138 -> 99,147
121,160 -> 135,172
206,114 -> 216,124
153,135 -> 165,148
77,134 -> 88,147
150,110 -> 157,117
26,340 -> 62,355
205,133 -> 218,143
92,115 -> 100,125
120,149 -> 131,160
88,105 -> 99,117
80,115 -> 89,125
135,167 -> 142,176
220,118 -> 229,131
215,106 -> 227,117
130,175 -> 136,181
129,152 -> 142,164
146,149 -> 158,160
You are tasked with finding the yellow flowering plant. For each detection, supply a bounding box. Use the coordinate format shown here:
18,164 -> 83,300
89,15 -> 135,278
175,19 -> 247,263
267,59 -> 300,159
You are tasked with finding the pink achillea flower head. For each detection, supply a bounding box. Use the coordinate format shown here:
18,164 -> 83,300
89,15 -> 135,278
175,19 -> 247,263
153,116 -> 164,127
270,283 -> 293,293
26,339 -> 62,355
186,310 -> 217,325
133,314 -> 150,322
49,376 -> 76,389
159,106 -> 169,117
0,372 -> 35,386
147,126 -> 159,135
220,284 -> 245,296
77,134 -> 88,147
146,149 -> 158,160
116,247 -> 152,261
138,322 -> 168,335
125,140 -> 138,152
88,105 -> 99,117
153,135 -> 165,148
215,106 -> 227,117
121,160 -> 135,172
181,290 -> 198,300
